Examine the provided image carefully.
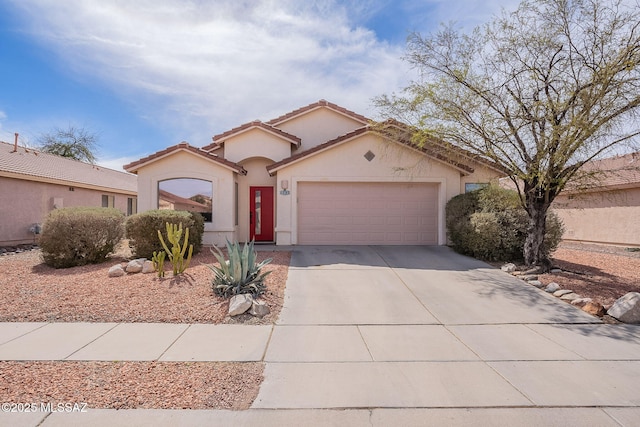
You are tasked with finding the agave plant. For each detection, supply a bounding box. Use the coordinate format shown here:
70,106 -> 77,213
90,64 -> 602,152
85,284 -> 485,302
208,240 -> 272,298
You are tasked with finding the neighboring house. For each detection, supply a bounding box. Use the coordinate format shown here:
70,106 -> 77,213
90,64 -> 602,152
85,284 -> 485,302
552,152 -> 640,247
124,100 -> 504,246
0,140 -> 138,246
158,189 -> 212,222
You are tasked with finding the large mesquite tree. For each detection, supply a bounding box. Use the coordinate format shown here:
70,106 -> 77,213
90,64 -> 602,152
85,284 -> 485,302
376,0 -> 640,269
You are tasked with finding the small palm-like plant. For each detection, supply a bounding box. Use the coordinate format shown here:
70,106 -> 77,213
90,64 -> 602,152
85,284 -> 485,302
208,240 -> 272,298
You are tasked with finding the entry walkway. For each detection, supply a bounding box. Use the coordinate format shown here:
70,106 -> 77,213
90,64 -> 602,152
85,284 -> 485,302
1,246 -> 640,426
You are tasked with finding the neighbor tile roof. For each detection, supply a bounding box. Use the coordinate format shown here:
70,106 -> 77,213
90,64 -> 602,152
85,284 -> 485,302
0,141 -> 137,193
203,120 -> 301,151
158,189 -> 209,209
571,151 -> 640,190
266,99 -> 370,126
124,142 -> 247,175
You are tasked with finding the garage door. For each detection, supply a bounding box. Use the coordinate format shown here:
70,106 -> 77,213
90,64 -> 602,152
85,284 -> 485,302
297,182 -> 438,245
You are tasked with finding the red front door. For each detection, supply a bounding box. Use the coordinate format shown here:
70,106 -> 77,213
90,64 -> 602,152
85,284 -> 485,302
250,186 -> 274,242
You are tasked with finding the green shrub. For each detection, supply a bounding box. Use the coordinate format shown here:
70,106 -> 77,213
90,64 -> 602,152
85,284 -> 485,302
208,240 -> 272,298
39,207 -> 125,268
125,210 -> 204,259
446,185 -> 563,262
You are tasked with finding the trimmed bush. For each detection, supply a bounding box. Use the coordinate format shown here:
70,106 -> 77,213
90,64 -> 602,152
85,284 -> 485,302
446,185 -> 563,262
39,207 -> 125,268
125,210 -> 204,259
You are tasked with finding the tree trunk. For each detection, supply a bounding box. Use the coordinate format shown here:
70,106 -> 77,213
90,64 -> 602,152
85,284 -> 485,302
523,199 -> 552,270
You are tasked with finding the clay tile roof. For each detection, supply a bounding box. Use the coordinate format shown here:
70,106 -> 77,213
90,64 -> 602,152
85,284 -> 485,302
572,152 -> 640,189
266,99 -> 370,126
202,120 -> 301,151
123,142 -> 247,175
385,120 -> 507,174
0,140 -> 136,193
158,189 -> 209,209
266,122 -> 503,176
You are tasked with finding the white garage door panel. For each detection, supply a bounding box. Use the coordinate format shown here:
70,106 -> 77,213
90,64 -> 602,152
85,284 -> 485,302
298,182 -> 438,245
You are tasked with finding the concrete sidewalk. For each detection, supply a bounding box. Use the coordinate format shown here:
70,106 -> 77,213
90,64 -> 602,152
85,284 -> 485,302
2,246 -> 640,426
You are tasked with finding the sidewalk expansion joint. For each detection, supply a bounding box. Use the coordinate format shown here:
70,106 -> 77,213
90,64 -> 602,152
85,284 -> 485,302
63,323 -> 120,360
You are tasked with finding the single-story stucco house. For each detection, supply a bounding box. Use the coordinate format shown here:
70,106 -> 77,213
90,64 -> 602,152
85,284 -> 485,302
0,140 -> 138,246
124,100 -> 504,246
552,152 -> 640,247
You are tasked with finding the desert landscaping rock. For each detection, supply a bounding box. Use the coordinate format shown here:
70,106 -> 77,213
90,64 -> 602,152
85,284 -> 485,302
142,260 -> 155,274
553,289 -> 574,297
108,264 -> 125,278
570,298 -> 593,307
520,274 -> 539,281
229,294 -> 254,316
607,292 -> 640,324
126,259 -> 145,273
528,280 -> 544,288
501,263 -> 516,273
560,292 -> 582,301
582,301 -> 606,317
545,283 -> 560,293
249,300 -> 270,317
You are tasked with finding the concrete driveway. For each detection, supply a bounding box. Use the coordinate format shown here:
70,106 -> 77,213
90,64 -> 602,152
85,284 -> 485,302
253,245 -> 640,424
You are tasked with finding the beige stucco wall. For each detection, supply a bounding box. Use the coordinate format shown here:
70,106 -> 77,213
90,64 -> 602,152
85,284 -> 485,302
552,187 -> 640,246
0,176 -> 133,246
273,134 -> 472,245
223,128 -> 292,163
134,150 -> 237,245
276,107 -> 366,151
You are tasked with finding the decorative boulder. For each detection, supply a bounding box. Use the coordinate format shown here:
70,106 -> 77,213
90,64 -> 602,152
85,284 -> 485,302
142,260 -> 155,274
545,282 -> 560,293
553,289 -> 574,297
560,292 -> 582,301
570,297 -> 592,307
126,259 -> 144,273
229,294 -> 254,316
528,280 -> 544,288
582,301 -> 606,317
501,263 -> 517,273
249,300 -> 270,317
108,264 -> 125,277
607,292 -> 640,324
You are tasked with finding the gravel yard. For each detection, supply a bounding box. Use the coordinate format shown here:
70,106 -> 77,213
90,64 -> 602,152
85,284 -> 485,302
0,247 -> 290,324
0,361 -> 262,410
541,242 -> 640,308
0,246 -> 288,410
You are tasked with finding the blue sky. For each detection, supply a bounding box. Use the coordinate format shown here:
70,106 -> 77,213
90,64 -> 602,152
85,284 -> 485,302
0,0 -> 518,170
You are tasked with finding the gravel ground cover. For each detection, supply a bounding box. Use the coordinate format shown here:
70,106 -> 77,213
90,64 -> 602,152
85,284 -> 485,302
0,246 -> 287,410
0,247 -> 290,324
541,242 -> 640,308
0,361 -> 263,410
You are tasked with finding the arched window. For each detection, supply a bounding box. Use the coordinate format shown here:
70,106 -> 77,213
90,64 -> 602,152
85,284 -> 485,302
158,178 -> 212,222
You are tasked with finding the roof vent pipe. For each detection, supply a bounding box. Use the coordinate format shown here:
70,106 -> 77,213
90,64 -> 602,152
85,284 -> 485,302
13,133 -> 18,152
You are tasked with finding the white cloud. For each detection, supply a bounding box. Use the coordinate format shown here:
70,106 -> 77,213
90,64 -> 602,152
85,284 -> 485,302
10,0 -> 409,143
7,0 -> 529,151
